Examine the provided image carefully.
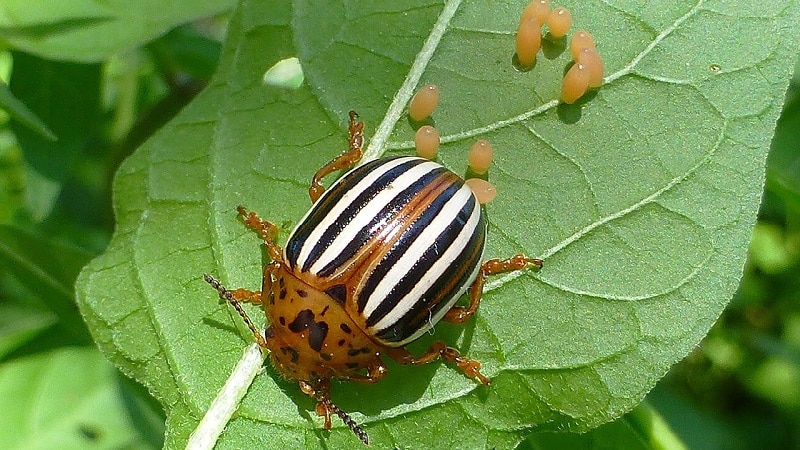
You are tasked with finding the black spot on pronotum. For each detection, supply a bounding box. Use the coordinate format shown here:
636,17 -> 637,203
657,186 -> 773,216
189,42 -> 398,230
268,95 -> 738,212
279,316 -> 286,326
321,305 -> 329,316
347,348 -> 361,357
321,353 -> 333,361
340,323 -> 352,334
297,289 -> 308,298
338,339 -> 346,346
346,362 -> 359,369
325,284 -> 347,304
279,288 -> 287,300
288,309 -> 329,352
283,347 -> 300,363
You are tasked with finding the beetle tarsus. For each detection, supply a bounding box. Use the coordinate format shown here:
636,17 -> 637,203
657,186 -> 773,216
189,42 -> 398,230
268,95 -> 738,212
308,111 -> 365,203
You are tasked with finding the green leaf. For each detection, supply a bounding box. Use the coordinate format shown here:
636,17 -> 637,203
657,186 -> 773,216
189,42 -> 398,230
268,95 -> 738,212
0,132 -> 25,223
0,347 -> 161,449
0,302 -> 56,360
0,81 -> 56,141
0,0 -> 235,63
0,225 -> 93,342
9,53 -> 102,221
76,0 -> 800,448
767,88 -> 800,204
523,401 -> 686,450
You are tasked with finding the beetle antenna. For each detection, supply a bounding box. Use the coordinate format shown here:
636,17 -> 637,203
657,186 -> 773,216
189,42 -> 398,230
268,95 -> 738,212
322,397 -> 369,445
204,274 -> 268,348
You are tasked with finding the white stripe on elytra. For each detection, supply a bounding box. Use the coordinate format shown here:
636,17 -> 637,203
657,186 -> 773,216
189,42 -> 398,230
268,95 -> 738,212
394,240 -> 482,347
292,157 -> 415,269
308,160 -> 442,275
365,185 -> 478,329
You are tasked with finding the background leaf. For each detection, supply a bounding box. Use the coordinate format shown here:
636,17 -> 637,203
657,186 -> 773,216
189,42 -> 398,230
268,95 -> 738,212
0,225 -> 93,342
0,81 -> 56,141
76,0 -> 800,448
0,0 -> 235,62
8,53 -> 102,221
0,347 -> 162,449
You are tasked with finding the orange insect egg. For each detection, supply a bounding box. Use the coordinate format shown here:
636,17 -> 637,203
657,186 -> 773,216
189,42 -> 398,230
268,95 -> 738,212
561,63 -> 590,104
414,125 -> 440,160
546,7 -> 572,38
520,0 -> 551,24
515,17 -> 541,68
577,47 -> 604,88
408,84 -> 439,122
569,30 -> 596,60
465,178 -> 497,205
468,139 -> 494,174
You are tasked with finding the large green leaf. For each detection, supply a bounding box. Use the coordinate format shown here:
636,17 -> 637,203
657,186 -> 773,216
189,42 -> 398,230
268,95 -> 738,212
76,0 -> 800,448
0,0 -> 235,62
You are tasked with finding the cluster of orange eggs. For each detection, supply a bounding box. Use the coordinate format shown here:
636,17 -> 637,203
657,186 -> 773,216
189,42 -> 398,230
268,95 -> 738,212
515,1 -> 605,104
407,86 -> 497,204
404,3 -> 607,202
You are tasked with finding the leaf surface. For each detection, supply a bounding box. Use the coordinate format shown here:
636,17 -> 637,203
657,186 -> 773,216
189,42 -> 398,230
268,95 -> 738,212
76,0 -> 800,448
0,0 -> 234,62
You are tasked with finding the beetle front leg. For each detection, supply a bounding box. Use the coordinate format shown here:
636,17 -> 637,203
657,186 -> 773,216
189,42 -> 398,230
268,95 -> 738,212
236,206 -> 283,262
444,254 -> 543,324
309,111 -> 365,203
386,343 -> 490,385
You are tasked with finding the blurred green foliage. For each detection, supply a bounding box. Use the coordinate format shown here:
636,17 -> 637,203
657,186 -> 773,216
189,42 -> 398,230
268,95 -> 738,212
0,3 -> 797,449
0,19 -> 226,450
646,67 -> 800,449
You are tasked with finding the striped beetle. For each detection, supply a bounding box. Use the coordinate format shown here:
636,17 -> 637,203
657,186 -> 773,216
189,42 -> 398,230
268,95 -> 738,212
205,112 -> 542,444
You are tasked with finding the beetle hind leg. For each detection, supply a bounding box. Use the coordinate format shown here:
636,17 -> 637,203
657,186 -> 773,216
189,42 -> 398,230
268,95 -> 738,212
444,254 -> 543,324
387,343 -> 491,386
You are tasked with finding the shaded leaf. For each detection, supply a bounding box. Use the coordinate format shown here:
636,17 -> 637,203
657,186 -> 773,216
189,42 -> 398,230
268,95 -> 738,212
523,401 -> 686,450
0,133 -> 25,223
0,225 -> 93,342
0,81 -> 56,141
0,302 -> 56,360
76,0 -> 800,448
767,93 -> 800,204
9,53 -> 102,221
0,0 -> 235,63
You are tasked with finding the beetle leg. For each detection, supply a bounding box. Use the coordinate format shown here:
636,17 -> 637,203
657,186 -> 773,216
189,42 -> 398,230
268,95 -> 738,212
444,254 -> 543,324
386,343 -> 491,385
203,274 -> 268,349
309,111 -> 365,203
236,205 -> 283,262
342,359 -> 388,384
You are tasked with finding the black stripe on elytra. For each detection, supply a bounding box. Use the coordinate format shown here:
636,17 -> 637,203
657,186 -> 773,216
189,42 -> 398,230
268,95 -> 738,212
294,158 -> 427,273
376,201 -> 485,343
316,163 -> 448,278
360,180 -> 469,322
284,157 -> 393,269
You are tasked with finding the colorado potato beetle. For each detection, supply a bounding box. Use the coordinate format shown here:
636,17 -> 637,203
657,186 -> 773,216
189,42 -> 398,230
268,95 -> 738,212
205,111 -> 542,444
